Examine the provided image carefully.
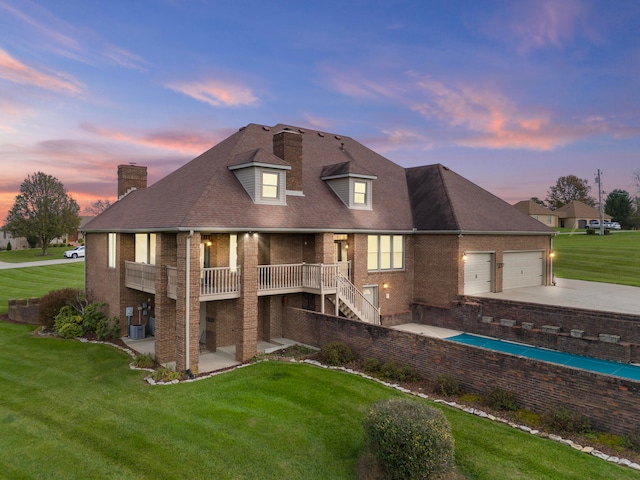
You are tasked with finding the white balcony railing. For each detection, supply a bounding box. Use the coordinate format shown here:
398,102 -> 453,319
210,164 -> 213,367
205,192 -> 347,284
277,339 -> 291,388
258,262 -> 351,295
200,267 -> 241,300
125,261 -> 156,294
335,274 -> 381,325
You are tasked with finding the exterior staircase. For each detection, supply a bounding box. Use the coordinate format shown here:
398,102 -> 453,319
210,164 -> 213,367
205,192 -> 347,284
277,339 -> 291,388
334,274 -> 381,325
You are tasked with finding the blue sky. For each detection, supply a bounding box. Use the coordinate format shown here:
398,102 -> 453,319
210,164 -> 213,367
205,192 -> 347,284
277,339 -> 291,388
1,0 -> 639,220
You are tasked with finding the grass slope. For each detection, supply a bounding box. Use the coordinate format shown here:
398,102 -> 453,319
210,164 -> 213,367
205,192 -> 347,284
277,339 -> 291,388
553,231 -> 640,286
0,322 -> 637,479
0,245 -> 71,263
0,263 -> 84,314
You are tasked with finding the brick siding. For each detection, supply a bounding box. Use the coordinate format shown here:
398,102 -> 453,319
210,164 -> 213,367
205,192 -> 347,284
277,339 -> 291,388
282,307 -> 640,438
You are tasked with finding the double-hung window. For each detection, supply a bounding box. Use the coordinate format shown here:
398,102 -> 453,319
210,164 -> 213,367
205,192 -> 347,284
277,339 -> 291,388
367,235 -> 404,271
261,172 -> 279,199
135,233 -> 156,264
108,233 -> 116,268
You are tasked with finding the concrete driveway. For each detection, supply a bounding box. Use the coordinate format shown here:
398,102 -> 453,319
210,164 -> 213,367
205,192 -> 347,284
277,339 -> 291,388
0,258 -> 84,269
476,278 -> 640,316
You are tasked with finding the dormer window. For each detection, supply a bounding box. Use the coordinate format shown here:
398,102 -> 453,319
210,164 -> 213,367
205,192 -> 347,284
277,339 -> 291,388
353,180 -> 368,205
261,172 -> 279,199
228,149 -> 290,205
321,161 -> 377,210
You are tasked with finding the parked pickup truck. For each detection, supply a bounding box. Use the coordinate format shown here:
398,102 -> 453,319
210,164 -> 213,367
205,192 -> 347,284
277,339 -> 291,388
587,220 -> 604,229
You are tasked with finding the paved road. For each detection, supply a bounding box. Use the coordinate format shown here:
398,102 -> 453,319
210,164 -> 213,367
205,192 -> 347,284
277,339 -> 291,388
476,277 -> 640,316
0,258 -> 84,269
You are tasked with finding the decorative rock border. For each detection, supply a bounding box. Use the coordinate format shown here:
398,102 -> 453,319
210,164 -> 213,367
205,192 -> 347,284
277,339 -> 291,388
68,335 -> 640,471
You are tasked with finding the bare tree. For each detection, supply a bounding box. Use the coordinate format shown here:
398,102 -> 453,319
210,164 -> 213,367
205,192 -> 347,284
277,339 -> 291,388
84,199 -> 113,216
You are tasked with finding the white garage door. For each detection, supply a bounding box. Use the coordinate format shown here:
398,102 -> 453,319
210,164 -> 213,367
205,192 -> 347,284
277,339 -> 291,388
464,253 -> 493,295
503,251 -> 544,290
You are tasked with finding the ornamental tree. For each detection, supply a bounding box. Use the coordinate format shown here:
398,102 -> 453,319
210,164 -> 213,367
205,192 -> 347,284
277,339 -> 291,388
4,172 -> 80,256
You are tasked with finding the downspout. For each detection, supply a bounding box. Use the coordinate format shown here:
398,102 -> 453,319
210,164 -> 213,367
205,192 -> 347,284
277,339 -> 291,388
185,230 -> 194,372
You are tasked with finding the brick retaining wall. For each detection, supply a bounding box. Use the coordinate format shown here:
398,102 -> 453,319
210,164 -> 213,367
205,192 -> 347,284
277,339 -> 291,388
411,299 -> 640,364
8,298 -> 41,324
282,307 -> 640,438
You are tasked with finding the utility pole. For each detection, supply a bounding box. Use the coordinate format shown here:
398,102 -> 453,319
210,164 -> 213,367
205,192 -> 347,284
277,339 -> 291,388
595,169 -> 604,235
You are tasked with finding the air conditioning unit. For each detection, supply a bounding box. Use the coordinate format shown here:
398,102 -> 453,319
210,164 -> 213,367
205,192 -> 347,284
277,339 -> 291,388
129,324 -> 145,340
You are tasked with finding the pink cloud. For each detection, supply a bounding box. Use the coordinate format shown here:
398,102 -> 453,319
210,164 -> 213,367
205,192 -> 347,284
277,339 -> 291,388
322,66 -> 403,100
0,49 -> 83,94
80,123 -> 213,154
412,77 -> 612,150
165,79 -> 259,107
486,0 -> 601,54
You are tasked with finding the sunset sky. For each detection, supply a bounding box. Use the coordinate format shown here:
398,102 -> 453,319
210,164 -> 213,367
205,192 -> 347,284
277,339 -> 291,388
1,0 -> 639,222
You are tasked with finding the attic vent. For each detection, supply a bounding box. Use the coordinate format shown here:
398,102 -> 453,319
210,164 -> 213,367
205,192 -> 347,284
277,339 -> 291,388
318,132 -> 325,137
298,128 -> 305,133
335,135 -> 341,140
239,126 -> 246,131
262,126 -> 270,131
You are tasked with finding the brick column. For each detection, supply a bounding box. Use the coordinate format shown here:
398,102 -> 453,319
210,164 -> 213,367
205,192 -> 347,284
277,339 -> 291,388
175,232 -> 201,373
314,232 -> 334,264
154,233 -> 177,364
236,233 -> 258,362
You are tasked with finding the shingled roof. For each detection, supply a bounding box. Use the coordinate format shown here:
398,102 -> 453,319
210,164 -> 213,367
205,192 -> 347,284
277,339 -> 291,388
554,200 -> 610,220
513,200 -> 556,217
84,123 -> 552,235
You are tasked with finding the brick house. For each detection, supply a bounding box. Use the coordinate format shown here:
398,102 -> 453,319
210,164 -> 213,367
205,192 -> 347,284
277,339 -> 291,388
83,123 -> 554,373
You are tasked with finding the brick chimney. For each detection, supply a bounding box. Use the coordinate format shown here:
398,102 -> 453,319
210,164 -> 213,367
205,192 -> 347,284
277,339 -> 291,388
273,130 -> 303,192
118,164 -> 147,199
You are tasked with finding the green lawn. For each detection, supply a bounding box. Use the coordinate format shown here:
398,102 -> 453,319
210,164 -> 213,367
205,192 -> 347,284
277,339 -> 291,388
0,245 -> 71,263
0,321 -> 636,480
0,262 -> 84,315
553,231 -> 640,287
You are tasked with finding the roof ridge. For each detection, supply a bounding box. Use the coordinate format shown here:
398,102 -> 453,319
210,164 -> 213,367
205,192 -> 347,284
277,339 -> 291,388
437,165 -> 461,230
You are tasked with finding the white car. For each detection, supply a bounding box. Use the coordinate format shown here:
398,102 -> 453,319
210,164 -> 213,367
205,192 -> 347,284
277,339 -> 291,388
607,222 -> 621,230
64,246 -> 85,258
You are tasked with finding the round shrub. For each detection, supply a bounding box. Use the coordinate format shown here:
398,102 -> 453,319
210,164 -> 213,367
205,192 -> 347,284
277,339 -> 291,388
484,387 -> 518,411
54,306 -> 83,338
363,357 -> 383,375
362,398 -> 455,479
39,288 -> 82,328
542,407 -> 591,434
433,374 -> 461,397
319,341 -> 354,366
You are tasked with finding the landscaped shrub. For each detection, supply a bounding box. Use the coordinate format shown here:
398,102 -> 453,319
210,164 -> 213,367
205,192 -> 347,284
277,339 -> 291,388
319,341 -> 354,366
542,407 -> 591,434
54,306 -> 84,338
80,302 -> 108,334
379,361 -> 417,382
363,357 -> 383,375
133,353 -> 155,368
95,316 -> 121,341
362,398 -> 454,479
433,373 -> 461,396
484,387 -> 519,411
152,366 -> 181,382
39,288 -> 82,328
6,241 -> 11,251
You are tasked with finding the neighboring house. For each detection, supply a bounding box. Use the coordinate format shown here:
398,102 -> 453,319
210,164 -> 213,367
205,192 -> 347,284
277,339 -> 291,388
554,200 -> 611,229
0,229 -> 29,250
83,123 -> 554,373
513,200 -> 558,228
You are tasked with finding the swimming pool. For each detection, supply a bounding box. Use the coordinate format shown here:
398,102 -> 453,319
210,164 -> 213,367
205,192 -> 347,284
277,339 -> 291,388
449,333 -> 640,382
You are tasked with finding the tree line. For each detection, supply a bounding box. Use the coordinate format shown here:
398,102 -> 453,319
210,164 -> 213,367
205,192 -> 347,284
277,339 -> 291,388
531,171 -> 640,229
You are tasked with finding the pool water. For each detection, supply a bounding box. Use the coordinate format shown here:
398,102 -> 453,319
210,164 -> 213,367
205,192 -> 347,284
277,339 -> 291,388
449,333 -> 640,382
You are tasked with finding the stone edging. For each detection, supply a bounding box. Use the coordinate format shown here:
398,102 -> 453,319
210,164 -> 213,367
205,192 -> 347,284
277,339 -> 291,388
73,336 -> 640,471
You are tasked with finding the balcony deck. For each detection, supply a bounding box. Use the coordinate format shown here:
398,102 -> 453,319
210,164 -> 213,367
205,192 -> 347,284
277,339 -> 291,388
129,261 -> 351,302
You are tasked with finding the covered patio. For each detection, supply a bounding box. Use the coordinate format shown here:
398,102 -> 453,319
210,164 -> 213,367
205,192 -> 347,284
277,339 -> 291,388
123,336 -> 311,373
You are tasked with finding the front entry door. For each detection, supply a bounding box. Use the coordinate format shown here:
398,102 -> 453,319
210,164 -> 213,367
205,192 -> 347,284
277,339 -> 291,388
363,285 -> 379,308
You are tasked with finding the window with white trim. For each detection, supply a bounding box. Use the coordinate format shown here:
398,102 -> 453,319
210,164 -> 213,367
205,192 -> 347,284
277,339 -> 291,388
261,172 -> 279,199
353,181 -> 367,205
108,233 -> 116,268
367,235 -> 404,271
135,233 -> 156,264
